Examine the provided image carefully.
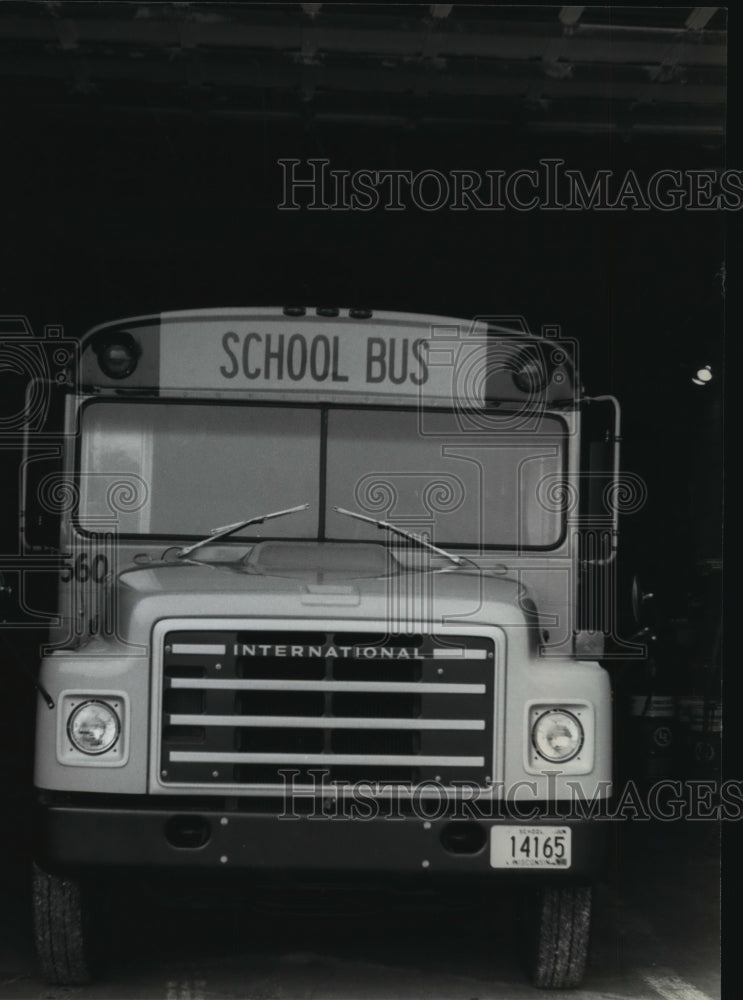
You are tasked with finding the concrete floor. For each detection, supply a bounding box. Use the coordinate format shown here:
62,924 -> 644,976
0,817 -> 721,1000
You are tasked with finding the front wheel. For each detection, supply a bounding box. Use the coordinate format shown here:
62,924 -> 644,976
527,884 -> 592,989
32,862 -> 93,985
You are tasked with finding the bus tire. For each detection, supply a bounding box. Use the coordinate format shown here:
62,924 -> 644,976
32,862 -> 93,985
527,884 -> 592,989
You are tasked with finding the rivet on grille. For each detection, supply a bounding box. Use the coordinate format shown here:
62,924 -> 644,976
215,663 -> 222,671
421,859 -> 430,869
220,855 -> 228,864
220,817 -> 228,826
423,821 -> 432,831
212,770 -> 219,778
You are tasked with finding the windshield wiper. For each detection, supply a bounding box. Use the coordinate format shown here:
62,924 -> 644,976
332,506 -> 466,567
177,504 -> 310,558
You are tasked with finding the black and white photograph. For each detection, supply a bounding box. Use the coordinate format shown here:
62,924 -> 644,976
0,3 -> 730,998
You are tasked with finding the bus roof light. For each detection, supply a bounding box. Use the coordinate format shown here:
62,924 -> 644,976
512,349 -> 548,394
93,332 -> 140,380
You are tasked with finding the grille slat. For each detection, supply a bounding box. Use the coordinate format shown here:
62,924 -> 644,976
160,629 -> 495,788
170,752 -> 485,767
169,678 -> 485,694
168,714 -> 485,730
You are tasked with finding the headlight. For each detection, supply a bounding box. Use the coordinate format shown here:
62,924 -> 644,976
67,700 -> 121,755
532,709 -> 584,763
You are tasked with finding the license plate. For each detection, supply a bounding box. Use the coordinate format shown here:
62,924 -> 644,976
490,826 -> 572,869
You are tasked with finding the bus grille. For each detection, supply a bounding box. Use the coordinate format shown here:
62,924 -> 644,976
159,629 -> 495,788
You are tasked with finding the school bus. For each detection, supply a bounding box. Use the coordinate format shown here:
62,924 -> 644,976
27,307 -> 618,988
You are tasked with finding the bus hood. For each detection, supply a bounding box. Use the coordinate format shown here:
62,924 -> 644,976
114,541 -> 537,644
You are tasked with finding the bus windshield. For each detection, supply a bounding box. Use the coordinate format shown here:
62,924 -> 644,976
78,401 -> 566,549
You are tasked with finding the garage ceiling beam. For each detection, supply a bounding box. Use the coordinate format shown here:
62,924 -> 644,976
559,8 -> 585,29
685,7 -> 719,30
0,16 -> 726,68
0,52 -> 725,107
8,101 -> 722,138
527,118 -> 723,137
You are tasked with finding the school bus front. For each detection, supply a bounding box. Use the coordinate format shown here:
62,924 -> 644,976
31,308 -> 612,989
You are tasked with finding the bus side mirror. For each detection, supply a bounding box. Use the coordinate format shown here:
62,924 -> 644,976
631,574 -> 655,628
21,378 -> 69,554
21,451 -> 67,552
580,395 -> 620,566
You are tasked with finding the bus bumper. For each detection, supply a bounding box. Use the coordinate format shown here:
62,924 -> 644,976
35,795 -> 609,881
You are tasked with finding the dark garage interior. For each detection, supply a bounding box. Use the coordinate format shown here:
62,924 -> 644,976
0,3 -> 730,997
